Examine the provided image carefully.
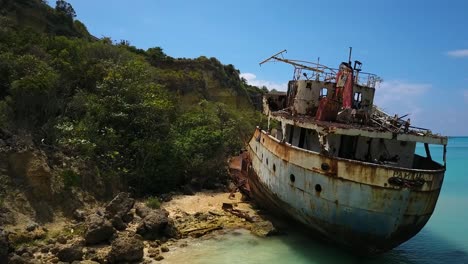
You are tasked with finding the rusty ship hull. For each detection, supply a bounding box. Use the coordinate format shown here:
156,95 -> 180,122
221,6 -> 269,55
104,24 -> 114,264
242,128 -> 444,254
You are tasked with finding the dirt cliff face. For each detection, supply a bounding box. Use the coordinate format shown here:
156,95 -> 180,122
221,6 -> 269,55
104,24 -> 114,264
9,151 -> 52,200
0,132 -> 102,225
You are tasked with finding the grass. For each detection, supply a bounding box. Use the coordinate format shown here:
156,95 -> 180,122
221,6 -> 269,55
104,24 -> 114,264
146,196 -> 161,209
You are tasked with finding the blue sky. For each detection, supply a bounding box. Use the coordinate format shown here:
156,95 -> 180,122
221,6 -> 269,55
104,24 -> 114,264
65,0 -> 468,136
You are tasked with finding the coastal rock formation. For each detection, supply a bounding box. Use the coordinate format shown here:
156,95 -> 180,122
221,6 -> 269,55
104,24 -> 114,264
107,234 -> 144,263
56,241 -> 84,262
105,192 -> 135,231
135,203 -> 151,218
105,192 -> 135,220
84,213 -> 115,245
136,209 -> 175,240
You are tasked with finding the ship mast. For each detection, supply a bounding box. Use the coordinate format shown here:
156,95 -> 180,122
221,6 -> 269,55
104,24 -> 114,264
259,50 -> 335,81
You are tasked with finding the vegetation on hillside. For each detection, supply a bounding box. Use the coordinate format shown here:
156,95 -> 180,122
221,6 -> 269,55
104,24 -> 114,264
0,0 -> 267,195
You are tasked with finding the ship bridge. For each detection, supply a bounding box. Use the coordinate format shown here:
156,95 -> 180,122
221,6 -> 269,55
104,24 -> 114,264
259,50 -> 447,171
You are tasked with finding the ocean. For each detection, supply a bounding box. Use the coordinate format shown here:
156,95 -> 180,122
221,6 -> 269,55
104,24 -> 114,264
164,137 -> 468,264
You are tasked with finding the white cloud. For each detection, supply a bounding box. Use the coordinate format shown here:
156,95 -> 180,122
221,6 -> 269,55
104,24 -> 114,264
240,72 -> 287,91
374,80 -> 431,119
447,49 -> 468,58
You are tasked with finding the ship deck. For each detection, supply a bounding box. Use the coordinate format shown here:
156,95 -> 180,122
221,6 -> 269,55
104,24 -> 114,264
270,111 -> 448,145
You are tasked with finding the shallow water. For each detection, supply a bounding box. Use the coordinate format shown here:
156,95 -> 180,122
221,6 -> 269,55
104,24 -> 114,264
164,137 -> 468,264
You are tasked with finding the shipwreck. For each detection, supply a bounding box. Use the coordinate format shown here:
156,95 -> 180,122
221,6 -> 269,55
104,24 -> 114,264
232,49 -> 447,254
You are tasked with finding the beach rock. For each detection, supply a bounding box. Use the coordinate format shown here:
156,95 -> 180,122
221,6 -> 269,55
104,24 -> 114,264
160,245 -> 169,252
147,247 -> 160,257
56,242 -> 83,262
105,192 -> 135,219
73,209 -> 86,222
251,220 -> 277,237
26,222 -> 39,232
111,216 -> 126,231
163,219 -> 180,238
107,234 -> 143,263
136,209 -> 175,240
0,230 -> 9,263
8,254 -> 28,264
84,213 -> 115,245
122,212 -> 133,223
14,245 -> 31,256
135,203 -> 151,218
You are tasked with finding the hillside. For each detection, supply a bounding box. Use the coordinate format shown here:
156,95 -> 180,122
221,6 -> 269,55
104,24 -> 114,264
0,0 -> 267,227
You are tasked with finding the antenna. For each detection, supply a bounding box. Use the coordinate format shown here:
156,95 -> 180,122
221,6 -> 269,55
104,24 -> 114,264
348,47 -> 352,65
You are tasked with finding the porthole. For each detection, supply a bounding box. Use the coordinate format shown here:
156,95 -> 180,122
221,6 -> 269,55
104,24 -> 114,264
315,184 -> 322,192
262,138 -> 265,143
321,163 -> 330,171
290,174 -> 295,182
266,158 -> 269,165
273,164 -> 276,172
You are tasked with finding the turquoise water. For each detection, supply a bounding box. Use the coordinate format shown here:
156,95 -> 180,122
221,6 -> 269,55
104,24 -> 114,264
164,137 -> 468,263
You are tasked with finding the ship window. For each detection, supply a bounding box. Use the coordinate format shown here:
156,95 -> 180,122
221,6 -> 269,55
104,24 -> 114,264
298,128 -> 306,148
290,174 -> 295,183
315,184 -> 322,192
288,126 -> 294,144
320,88 -> 328,98
273,164 -> 276,172
266,158 -> 269,165
353,92 -> 362,108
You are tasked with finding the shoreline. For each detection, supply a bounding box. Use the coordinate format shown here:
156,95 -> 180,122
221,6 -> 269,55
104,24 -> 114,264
1,190 -> 277,263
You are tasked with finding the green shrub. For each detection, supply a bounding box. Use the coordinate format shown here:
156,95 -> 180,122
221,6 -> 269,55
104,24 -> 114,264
61,169 -> 80,188
146,196 -> 161,209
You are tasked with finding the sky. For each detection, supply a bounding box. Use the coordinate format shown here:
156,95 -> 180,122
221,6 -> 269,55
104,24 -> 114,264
64,0 -> 468,136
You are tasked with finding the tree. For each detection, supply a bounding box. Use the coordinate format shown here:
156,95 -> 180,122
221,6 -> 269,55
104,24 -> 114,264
55,0 -> 76,18
146,47 -> 167,65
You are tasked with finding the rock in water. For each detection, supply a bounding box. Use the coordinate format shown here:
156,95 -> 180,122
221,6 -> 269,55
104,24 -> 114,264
84,213 -> 115,245
108,234 -> 143,263
105,192 -> 135,219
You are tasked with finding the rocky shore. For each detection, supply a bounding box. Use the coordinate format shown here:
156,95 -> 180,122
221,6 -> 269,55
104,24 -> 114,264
0,190 -> 276,263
